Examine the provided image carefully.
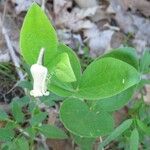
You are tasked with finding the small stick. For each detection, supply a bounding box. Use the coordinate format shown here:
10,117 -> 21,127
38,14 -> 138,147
5,73 -> 27,95
18,128 -> 42,142
2,27 -> 24,80
100,136 -> 104,150
41,0 -> 46,11
40,134 -> 49,150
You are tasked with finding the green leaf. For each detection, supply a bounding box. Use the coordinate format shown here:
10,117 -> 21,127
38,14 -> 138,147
0,109 -> 8,121
25,127 -> 36,139
40,93 -> 63,107
28,101 -> 36,113
53,52 -> 76,82
98,119 -> 133,149
20,3 -> 58,67
12,96 -> 30,107
102,47 -> 139,70
15,138 -> 29,150
6,138 -> 29,150
0,128 -> 14,141
49,76 -> 75,97
30,112 -> 47,126
42,93 -> 62,102
17,81 -> 32,90
76,57 -> 140,100
1,142 -> 11,150
60,98 -> 114,137
73,134 -> 95,150
5,122 -> 17,130
140,50 -> 150,73
93,86 -> 136,112
57,44 -> 81,82
49,44 -> 81,97
136,119 -> 150,135
38,124 -> 68,139
11,101 -> 24,123
129,129 -> 139,150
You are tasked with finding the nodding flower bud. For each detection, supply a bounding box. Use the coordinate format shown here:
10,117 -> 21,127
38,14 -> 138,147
30,48 -> 49,97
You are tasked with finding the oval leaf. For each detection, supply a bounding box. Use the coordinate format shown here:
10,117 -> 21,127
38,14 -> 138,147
15,138 -> 29,150
20,3 -> 58,67
76,57 -> 140,100
49,77 -> 74,97
93,86 -> 136,112
136,119 -> 150,135
11,101 -> 24,123
49,44 -> 81,97
60,98 -> 114,137
129,129 -> 139,150
140,50 -> 150,73
54,53 -> 76,82
57,44 -> 81,82
73,134 -> 95,150
102,47 -> 139,70
0,109 -> 8,121
30,112 -> 47,126
0,128 -> 14,141
38,124 -> 68,139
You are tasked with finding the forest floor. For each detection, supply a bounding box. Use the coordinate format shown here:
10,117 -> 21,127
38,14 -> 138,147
0,0 -> 150,149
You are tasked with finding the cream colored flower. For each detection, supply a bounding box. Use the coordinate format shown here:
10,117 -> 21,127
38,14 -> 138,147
30,48 -> 49,97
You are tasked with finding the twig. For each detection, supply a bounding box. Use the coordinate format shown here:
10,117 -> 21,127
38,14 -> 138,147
5,73 -> 27,95
18,128 -> 42,142
2,27 -> 24,80
41,0 -> 52,22
100,136 -> 104,150
40,134 -> 49,150
41,0 -> 46,11
0,0 -> 8,29
36,97 -> 51,113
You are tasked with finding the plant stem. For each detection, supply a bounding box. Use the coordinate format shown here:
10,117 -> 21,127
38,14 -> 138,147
99,136 -> 104,150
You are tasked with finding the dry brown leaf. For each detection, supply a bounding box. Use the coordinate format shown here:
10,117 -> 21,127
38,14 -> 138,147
75,7 -> 98,19
110,0 -> 137,33
92,6 -> 110,22
115,11 -> 136,34
110,0 -> 150,52
0,52 -> 10,62
123,0 -> 150,17
114,108 -> 128,125
53,0 -> 115,55
106,4 -> 116,14
47,108 -> 58,125
57,29 -> 83,49
109,0 -> 150,18
111,32 -> 124,49
54,0 -> 72,15
46,139 -> 73,150
85,28 -> 114,57
74,0 -> 98,8
11,0 -> 42,14
54,0 -> 98,30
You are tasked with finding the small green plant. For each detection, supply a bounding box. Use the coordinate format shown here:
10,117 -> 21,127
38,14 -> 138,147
0,3 -> 150,150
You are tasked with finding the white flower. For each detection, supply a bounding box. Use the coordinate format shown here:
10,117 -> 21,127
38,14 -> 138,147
30,48 -> 49,97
